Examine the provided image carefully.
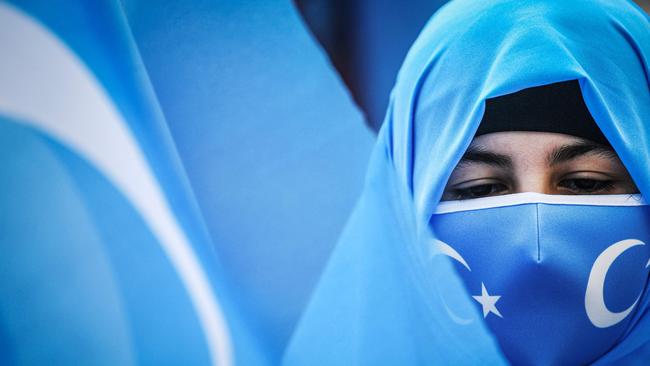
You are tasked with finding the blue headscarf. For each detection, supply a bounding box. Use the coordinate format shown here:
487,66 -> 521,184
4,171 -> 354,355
283,0 -> 650,364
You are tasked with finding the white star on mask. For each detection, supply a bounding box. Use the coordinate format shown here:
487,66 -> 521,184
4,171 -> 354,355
473,282 -> 503,318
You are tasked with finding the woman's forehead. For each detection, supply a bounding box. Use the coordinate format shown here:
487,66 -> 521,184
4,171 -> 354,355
470,132 -> 585,153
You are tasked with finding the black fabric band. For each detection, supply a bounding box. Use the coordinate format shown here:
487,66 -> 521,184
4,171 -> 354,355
477,80 -> 609,146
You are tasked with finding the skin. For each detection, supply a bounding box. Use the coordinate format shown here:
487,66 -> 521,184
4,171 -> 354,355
441,131 -> 639,201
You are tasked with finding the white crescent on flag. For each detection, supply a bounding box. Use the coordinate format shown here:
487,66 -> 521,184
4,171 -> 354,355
0,3 -> 232,365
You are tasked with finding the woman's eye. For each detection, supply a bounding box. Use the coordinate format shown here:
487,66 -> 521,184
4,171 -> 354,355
450,183 -> 508,200
558,178 -> 615,194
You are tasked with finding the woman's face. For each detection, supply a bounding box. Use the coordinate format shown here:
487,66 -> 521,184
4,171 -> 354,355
441,131 -> 639,201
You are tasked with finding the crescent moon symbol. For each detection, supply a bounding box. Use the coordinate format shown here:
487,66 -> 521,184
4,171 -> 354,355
432,240 -> 475,324
434,240 -> 471,271
585,239 -> 646,328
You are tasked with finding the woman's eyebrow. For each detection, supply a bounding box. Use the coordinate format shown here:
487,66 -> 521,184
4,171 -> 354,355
458,145 -> 513,169
547,140 -> 617,166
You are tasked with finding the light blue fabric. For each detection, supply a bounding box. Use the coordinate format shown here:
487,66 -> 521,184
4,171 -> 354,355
0,1 -> 265,364
120,1 -> 374,358
1,0 -> 372,364
284,0 -> 650,364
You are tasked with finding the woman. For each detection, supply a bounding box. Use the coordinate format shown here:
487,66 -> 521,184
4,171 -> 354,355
284,0 -> 650,364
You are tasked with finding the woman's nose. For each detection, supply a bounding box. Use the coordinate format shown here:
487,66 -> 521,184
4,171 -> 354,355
514,172 -> 554,194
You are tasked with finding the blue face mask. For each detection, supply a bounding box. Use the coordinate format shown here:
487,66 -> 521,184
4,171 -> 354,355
430,193 -> 650,365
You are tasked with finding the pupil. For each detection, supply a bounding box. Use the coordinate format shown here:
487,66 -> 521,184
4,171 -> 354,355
470,185 -> 493,196
574,179 -> 598,190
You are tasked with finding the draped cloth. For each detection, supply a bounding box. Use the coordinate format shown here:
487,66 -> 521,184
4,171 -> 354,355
284,0 -> 650,364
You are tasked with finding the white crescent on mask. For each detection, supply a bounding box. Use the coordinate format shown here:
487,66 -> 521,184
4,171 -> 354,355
585,239 -> 649,328
432,240 -> 475,325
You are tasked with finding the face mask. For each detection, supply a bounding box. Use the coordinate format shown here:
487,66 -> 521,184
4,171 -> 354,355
430,193 -> 650,365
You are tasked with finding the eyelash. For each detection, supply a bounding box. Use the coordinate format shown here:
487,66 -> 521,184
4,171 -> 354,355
448,178 -> 617,200
449,182 -> 508,200
557,178 -> 616,193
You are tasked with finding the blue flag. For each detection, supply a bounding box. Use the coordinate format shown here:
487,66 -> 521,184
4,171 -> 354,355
0,2 -> 253,364
0,0 -> 374,364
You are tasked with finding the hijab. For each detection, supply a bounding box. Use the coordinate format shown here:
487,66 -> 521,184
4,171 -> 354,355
284,0 -> 650,364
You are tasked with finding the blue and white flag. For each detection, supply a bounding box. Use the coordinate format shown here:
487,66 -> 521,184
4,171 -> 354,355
0,0 -> 373,364
0,2 -> 244,364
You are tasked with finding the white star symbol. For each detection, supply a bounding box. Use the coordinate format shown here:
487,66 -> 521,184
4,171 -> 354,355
472,282 -> 503,318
